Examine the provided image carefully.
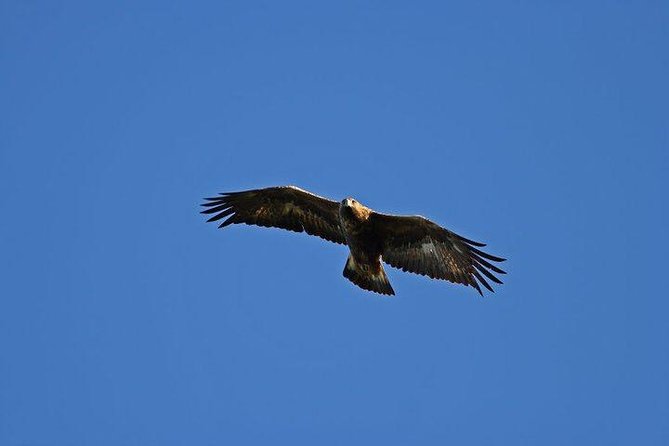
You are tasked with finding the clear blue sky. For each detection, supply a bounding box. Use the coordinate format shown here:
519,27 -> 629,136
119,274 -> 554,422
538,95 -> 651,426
2,1 -> 667,444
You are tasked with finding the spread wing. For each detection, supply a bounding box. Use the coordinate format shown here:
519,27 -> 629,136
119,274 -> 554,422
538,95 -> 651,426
372,213 -> 506,294
201,185 -> 346,244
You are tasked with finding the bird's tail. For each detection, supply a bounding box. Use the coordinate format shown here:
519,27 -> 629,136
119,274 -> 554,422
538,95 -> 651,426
343,254 -> 395,296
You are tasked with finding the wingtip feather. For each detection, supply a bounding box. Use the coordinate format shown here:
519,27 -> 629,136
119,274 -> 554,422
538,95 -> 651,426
456,234 -> 487,247
218,215 -> 237,228
470,246 -> 506,263
472,270 -> 494,293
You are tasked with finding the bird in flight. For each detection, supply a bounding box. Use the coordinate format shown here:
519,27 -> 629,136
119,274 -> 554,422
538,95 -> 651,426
201,186 -> 506,296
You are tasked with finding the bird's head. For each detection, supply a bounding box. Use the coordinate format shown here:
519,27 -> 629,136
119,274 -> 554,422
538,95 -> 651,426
339,197 -> 371,221
341,197 -> 356,208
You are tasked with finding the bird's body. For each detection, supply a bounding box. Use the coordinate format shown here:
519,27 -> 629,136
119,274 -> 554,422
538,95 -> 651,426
201,186 -> 506,296
338,197 -> 394,294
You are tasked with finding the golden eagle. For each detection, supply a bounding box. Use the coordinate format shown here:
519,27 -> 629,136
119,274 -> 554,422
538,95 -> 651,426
201,186 -> 506,296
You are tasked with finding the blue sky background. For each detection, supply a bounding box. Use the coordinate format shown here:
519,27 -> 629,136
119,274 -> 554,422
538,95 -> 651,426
2,1 -> 668,444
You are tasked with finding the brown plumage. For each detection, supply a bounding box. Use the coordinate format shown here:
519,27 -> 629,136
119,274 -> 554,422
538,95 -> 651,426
201,185 -> 506,296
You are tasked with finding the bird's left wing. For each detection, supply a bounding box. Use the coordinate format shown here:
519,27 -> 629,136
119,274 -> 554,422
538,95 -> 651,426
201,186 -> 346,244
371,213 -> 506,294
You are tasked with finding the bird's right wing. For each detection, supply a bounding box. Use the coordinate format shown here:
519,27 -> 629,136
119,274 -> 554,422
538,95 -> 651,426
201,186 -> 346,245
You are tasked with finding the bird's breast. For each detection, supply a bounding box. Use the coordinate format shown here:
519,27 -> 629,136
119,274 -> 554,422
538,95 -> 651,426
339,216 -> 381,257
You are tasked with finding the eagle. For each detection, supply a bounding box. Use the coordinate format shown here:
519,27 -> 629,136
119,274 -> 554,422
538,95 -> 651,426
201,185 -> 506,296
